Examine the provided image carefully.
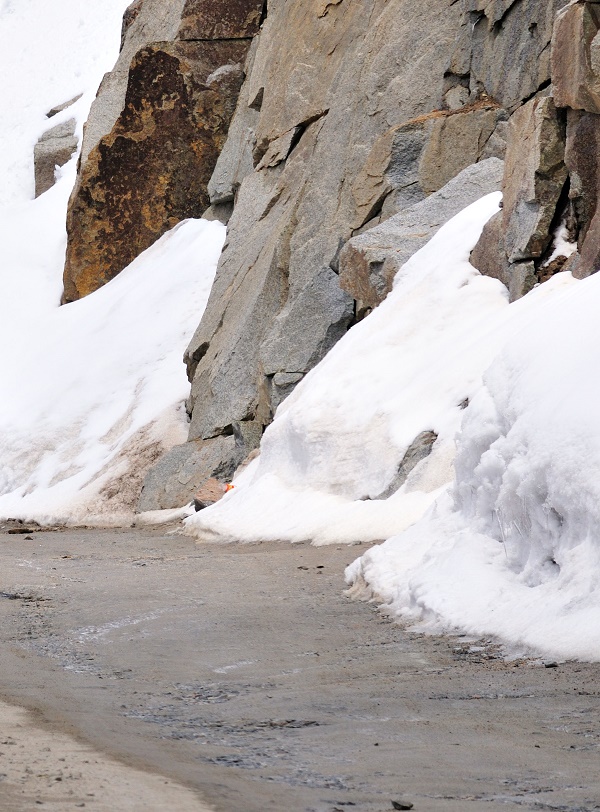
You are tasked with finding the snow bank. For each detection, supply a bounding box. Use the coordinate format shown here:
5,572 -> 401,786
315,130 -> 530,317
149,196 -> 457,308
0,0 -> 227,525
347,269 -> 600,661
0,208 -> 225,525
185,194 -> 576,545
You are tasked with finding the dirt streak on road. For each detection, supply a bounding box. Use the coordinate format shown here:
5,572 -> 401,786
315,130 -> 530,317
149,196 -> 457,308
0,526 -> 600,812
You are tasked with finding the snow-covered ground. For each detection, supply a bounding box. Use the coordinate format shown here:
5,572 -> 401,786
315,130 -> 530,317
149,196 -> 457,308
0,0 -> 225,524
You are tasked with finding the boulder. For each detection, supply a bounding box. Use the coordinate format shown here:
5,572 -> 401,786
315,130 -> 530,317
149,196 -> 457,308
339,158 -> 505,310
63,41 -> 247,301
552,1 -> 600,114
34,119 -> 78,198
137,435 -> 241,512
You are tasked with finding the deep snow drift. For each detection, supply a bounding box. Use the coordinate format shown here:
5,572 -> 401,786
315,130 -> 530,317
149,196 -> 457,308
0,0 -> 225,523
347,269 -> 600,661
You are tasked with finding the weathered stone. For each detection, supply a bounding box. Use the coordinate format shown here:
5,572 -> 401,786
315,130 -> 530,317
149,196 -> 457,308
121,0 -> 144,48
565,110 -> 600,278
470,212 -> 540,301
340,159 -> 504,310
193,477 -> 227,511
564,108 -> 600,278
418,104 -> 503,194
207,37 -> 260,205
502,96 -> 567,262
46,95 -> 82,119
63,41 -> 247,301
374,431 -> 438,500
469,210 -> 510,287
351,101 -> 504,230
552,1 -> 600,114
507,260 -> 538,300
137,435 -> 241,512
34,119 -> 78,198
178,0 -> 264,40
184,0 -> 466,464
81,0 -> 187,166
452,0 -> 570,112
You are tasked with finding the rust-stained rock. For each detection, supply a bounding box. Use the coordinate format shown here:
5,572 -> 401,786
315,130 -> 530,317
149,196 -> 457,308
63,41 -> 247,302
552,1 -> 600,114
178,0 -> 264,40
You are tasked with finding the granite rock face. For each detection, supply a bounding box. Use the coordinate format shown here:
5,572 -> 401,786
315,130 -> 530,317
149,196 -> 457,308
447,0 -> 569,112
340,159 -> 505,312
182,0 -> 468,473
63,0 -> 264,301
552,1 -> 600,114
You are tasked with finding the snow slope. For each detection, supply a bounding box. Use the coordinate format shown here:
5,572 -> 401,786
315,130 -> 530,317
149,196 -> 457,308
185,196 -> 576,547
0,0 -> 226,524
347,269 -> 600,661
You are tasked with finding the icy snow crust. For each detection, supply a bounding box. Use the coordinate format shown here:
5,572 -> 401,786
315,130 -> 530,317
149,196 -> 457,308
187,195 -> 600,660
0,0 -> 226,524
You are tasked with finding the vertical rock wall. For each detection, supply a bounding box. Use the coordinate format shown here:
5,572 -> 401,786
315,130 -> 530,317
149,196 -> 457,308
139,0 -> 568,511
60,0 -> 590,510
471,0 -> 600,298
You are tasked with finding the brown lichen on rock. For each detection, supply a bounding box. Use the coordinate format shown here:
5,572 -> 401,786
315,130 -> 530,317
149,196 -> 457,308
63,40 -> 247,302
178,0 -> 264,40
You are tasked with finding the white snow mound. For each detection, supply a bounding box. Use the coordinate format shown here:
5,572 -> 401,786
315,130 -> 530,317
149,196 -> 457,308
185,194 -> 577,546
347,269 -> 600,661
0,206 -> 224,525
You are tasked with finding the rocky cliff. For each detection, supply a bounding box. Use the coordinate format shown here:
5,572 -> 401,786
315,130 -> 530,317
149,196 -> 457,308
61,0 -> 599,510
